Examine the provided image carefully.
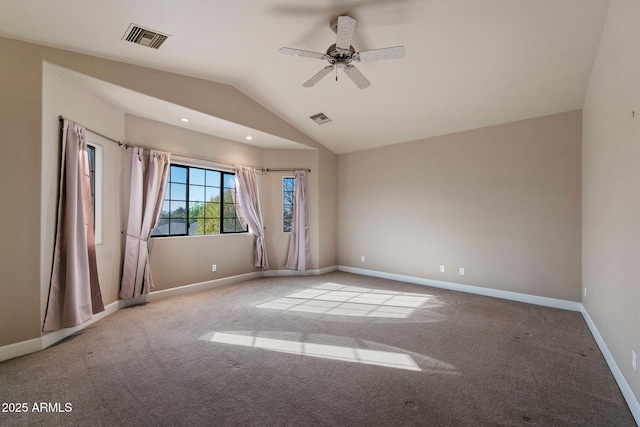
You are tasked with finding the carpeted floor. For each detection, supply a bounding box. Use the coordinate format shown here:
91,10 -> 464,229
0,272 -> 635,426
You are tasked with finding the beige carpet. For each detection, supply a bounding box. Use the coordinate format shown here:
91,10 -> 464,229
0,272 -> 635,426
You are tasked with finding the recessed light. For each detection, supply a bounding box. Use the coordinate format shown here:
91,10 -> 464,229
246,136 -> 253,140
181,118 -> 190,122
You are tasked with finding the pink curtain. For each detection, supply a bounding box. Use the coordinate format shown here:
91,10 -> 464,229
120,148 -> 170,299
285,170 -> 311,270
43,120 -> 104,332
234,166 -> 269,270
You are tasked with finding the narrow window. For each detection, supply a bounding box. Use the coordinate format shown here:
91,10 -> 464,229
86,143 -> 102,244
283,176 -> 295,232
87,144 -> 96,222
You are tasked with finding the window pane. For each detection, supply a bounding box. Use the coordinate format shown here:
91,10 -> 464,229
169,219 -> 187,235
283,177 -> 294,192
283,192 -> 294,206
203,218 -> 220,234
188,220 -> 202,235
189,202 -> 204,219
189,220 -> 204,236
152,221 -> 170,236
283,209 -> 293,232
222,189 -> 236,205
223,174 -> 236,189
283,177 -> 295,232
88,146 -> 95,169
170,166 -> 187,183
170,183 -> 187,200
206,170 -> 220,186
190,168 -> 205,186
204,202 -> 220,219
205,186 -> 220,202
235,220 -> 246,232
223,203 -> 237,219
190,185 -> 205,202
162,201 -> 170,217
223,218 -> 236,232
170,200 -> 186,217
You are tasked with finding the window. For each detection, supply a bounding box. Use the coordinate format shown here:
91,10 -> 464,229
152,164 -> 247,237
86,142 -> 102,244
283,177 -> 295,232
87,145 -> 96,222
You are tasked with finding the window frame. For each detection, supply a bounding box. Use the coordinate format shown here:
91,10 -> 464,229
86,142 -> 103,245
283,176 -> 295,233
152,163 -> 247,238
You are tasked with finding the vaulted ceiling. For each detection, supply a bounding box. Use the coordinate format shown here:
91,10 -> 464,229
0,0 -> 610,154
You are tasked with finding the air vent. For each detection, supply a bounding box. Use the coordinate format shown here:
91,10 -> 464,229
310,112 -> 332,125
123,24 -> 170,49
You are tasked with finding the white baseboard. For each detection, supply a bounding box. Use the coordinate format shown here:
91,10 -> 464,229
0,337 -> 42,363
262,265 -> 338,277
0,301 -> 119,363
338,265 -> 582,311
581,306 -> 640,425
119,271 -> 264,308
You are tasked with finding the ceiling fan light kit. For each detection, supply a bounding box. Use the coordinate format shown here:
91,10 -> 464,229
280,15 -> 405,89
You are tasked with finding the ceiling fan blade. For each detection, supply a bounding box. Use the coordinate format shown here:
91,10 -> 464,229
336,16 -> 356,50
279,47 -> 328,60
357,46 -> 406,61
343,65 -> 371,89
303,65 -> 334,87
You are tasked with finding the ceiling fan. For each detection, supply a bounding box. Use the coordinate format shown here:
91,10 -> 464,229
279,15 -> 405,89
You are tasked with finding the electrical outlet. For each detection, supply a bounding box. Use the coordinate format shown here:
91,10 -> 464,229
440,265 -> 445,273
633,350 -> 637,371
211,264 -> 217,272
459,267 -> 465,275
361,255 -> 365,262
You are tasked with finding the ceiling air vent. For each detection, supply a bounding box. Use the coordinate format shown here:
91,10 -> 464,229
123,24 -> 170,49
310,112 -> 332,125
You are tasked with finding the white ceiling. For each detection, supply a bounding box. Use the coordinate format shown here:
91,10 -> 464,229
0,0 -> 611,154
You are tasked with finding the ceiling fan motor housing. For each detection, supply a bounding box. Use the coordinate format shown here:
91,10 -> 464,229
326,43 -> 356,67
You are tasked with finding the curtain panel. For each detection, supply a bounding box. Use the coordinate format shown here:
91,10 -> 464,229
43,120 -> 104,332
120,148 -> 170,299
234,166 -> 269,270
285,170 -> 311,270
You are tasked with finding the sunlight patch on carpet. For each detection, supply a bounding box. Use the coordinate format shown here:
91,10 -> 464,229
255,282 -> 432,318
202,332 -> 422,371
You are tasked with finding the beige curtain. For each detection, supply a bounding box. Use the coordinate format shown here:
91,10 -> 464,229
43,120 -> 104,332
234,166 -> 269,270
120,148 -> 170,299
285,170 -> 311,270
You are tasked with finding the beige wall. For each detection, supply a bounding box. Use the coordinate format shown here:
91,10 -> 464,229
339,110 -> 582,301
582,0 -> 640,400
0,38 -> 43,346
318,146 -> 339,268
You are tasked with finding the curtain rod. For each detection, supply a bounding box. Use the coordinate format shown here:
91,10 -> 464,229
263,168 -> 311,172
126,144 -> 310,173
58,116 -> 123,146
59,116 -> 310,173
